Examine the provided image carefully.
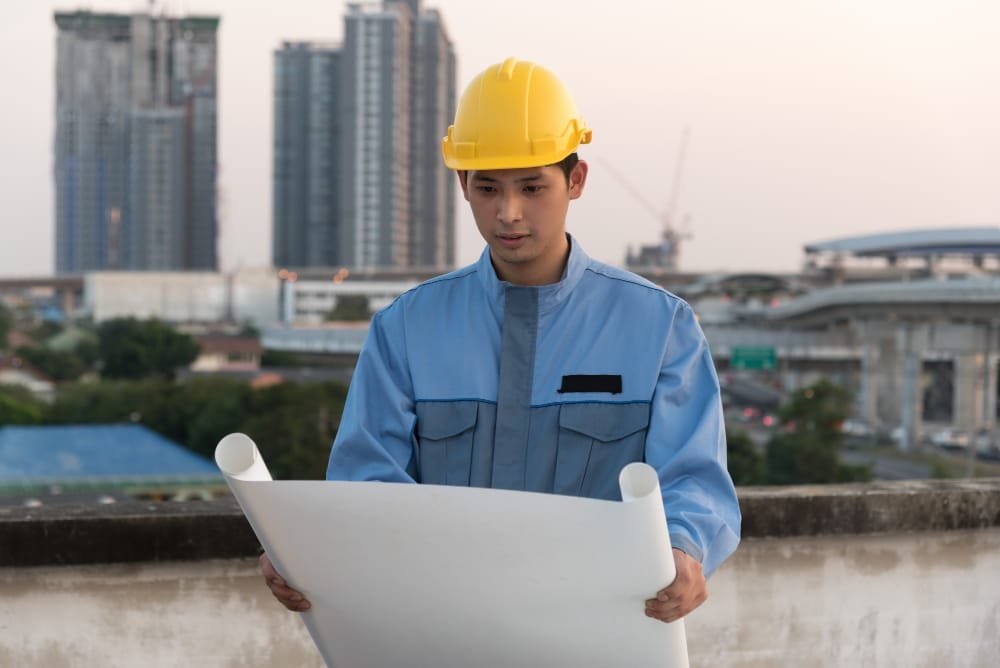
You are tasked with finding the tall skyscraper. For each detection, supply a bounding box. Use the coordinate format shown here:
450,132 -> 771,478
272,0 -> 456,272
408,6 -> 457,269
54,11 -> 219,273
273,43 -> 341,269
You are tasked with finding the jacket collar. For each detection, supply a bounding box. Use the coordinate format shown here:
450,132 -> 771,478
476,234 -> 590,316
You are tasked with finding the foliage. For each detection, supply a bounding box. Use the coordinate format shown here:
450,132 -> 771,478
241,382 -> 346,480
777,378 -> 853,436
261,349 -> 304,368
45,377 -> 347,480
0,302 -> 11,350
763,378 -> 872,484
0,387 -> 44,425
326,295 -> 372,321
31,320 -> 64,342
97,318 -> 199,380
726,429 -> 766,485
15,346 -> 89,382
930,459 -> 952,479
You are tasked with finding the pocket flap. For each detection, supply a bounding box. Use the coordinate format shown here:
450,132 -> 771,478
415,401 -> 479,440
558,403 -> 650,442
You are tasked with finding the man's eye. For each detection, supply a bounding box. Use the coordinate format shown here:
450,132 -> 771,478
475,186 -> 496,193
524,185 -> 544,194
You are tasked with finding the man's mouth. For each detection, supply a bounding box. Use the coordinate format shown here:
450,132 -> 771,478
496,233 -> 529,248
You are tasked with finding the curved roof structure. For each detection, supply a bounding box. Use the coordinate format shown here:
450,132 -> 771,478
804,227 -> 1000,257
767,277 -> 1000,322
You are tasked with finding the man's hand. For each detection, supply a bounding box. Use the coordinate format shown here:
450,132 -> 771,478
260,552 -> 311,612
644,548 -> 707,623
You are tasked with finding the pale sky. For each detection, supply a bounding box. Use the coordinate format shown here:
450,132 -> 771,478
2,0 -> 998,278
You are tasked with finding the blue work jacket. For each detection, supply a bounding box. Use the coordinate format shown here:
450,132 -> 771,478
327,237 -> 741,576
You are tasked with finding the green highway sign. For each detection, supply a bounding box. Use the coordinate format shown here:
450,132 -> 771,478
730,346 -> 777,371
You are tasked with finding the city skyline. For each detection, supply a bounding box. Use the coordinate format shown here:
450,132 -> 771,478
1,0 -> 998,278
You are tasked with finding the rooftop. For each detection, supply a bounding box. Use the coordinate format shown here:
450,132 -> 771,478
804,226 -> 1000,257
3,479 -> 999,666
0,424 -> 220,486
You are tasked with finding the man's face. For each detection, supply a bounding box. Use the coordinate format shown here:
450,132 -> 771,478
459,161 -> 588,285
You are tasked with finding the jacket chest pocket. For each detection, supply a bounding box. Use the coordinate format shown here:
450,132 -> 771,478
415,401 -> 478,486
554,402 -> 650,499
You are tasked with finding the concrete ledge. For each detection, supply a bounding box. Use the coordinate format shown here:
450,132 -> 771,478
0,497 -> 258,567
3,478 -> 1000,567
738,477 -> 1000,537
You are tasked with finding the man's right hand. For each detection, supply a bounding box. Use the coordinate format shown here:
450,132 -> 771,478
260,551 -> 311,612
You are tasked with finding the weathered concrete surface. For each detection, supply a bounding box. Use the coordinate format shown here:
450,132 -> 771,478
2,478 -> 1000,567
690,529 -> 1000,667
738,478 -> 1000,537
0,496 -> 258,567
0,559 -> 322,668
1,530 -> 997,667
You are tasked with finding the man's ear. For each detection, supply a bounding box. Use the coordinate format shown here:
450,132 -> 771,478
457,170 -> 471,201
567,160 -> 588,201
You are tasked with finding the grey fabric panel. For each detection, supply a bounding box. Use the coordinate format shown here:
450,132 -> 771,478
491,287 -> 538,490
468,402 -> 496,488
414,399 -> 650,501
556,403 -> 651,499
523,404 -> 559,492
414,401 -> 478,486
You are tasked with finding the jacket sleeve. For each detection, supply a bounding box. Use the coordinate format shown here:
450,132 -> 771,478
645,300 -> 741,577
326,305 -> 418,483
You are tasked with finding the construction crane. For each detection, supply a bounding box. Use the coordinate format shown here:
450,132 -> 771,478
598,128 -> 693,272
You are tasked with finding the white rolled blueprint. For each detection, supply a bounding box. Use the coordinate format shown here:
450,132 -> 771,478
215,433 -> 689,668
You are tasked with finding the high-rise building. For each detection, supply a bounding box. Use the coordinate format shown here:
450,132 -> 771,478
408,6 -> 457,269
272,0 -> 455,272
273,43 -> 341,269
54,11 -> 219,273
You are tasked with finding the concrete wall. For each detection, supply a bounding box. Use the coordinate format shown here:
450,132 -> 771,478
3,480 -> 999,667
694,529 -> 1000,667
2,530 -> 998,667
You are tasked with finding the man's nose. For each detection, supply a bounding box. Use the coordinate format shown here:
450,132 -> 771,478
497,193 -> 522,224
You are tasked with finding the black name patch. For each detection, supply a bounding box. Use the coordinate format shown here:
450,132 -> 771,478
558,374 -> 622,394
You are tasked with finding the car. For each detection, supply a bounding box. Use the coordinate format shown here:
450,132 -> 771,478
929,428 -> 970,450
975,430 -> 999,460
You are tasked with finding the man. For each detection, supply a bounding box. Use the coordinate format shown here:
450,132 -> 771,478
262,57 -> 740,625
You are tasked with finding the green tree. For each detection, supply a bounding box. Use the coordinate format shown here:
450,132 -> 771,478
31,320 -> 63,342
326,295 -> 371,321
727,429 -> 766,485
0,302 -> 11,350
45,377 -> 348,480
764,379 -> 872,484
261,349 -> 303,368
97,318 -> 199,380
241,381 -> 347,479
0,387 -> 44,425
15,346 -> 88,382
777,378 -> 853,436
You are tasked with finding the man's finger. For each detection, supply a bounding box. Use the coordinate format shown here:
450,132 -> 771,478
645,597 -> 683,616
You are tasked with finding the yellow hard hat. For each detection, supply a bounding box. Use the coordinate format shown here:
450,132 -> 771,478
442,57 -> 592,171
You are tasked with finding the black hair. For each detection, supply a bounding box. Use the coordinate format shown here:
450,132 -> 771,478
458,151 -> 580,186
551,152 -> 580,184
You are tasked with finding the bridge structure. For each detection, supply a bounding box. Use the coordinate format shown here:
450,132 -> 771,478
711,228 -> 1000,450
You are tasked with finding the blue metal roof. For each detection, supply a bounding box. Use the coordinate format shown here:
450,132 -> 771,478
0,424 -> 221,483
804,227 -> 1000,257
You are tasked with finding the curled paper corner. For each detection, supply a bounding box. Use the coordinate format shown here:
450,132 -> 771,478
619,462 -> 660,503
215,432 -> 272,482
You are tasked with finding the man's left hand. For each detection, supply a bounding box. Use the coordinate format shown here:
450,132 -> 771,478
644,548 -> 707,623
